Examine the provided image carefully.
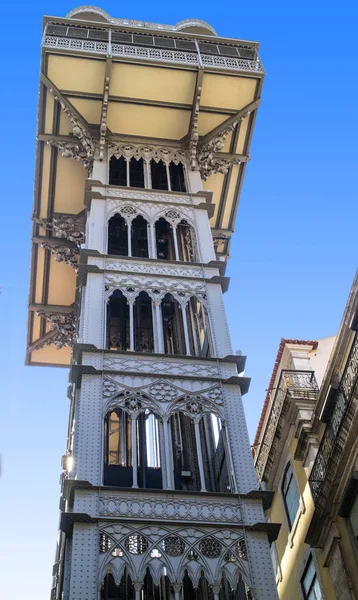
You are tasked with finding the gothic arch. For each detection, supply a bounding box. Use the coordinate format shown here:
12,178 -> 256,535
104,390 -> 160,418
107,203 -> 150,225
98,560 -> 133,588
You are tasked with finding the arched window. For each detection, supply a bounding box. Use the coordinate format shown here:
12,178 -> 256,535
161,293 -> 185,355
104,408 -> 133,486
138,410 -> 162,489
151,159 -> 168,190
134,292 -> 154,353
169,161 -> 186,192
186,296 -> 211,357
101,571 -> 133,600
143,568 -> 170,600
155,218 -> 175,261
282,462 -> 300,528
107,291 -> 129,350
177,219 -> 196,262
131,215 -> 149,258
104,405 -> 162,490
171,411 -> 201,492
129,157 -> 145,188
108,214 -> 128,256
170,409 -> 230,494
109,155 -> 127,186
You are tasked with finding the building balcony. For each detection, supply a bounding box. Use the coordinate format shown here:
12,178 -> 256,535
309,332 -> 358,505
42,21 -> 265,74
255,370 -> 319,482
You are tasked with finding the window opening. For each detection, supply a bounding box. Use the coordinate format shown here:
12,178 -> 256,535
186,297 -> 211,357
109,156 -> 127,186
282,462 -> 300,529
161,293 -> 185,355
131,215 -> 149,258
108,214 -> 128,256
169,161 -> 186,192
101,571 -> 133,600
171,411 -> 201,491
200,414 -> 229,493
104,407 -> 133,487
151,159 -> 168,190
138,411 -> 162,489
134,292 -> 154,353
301,555 -> 323,600
107,290 -> 130,350
155,218 -> 175,260
129,157 -> 145,188
178,220 -> 196,262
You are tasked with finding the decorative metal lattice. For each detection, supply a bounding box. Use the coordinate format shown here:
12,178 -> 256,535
111,546 -> 124,557
124,397 -> 142,412
236,537 -> 247,560
161,536 -> 186,556
125,534 -> 149,555
309,332 -> 358,503
199,537 -> 222,558
99,533 -> 112,553
224,550 -> 237,562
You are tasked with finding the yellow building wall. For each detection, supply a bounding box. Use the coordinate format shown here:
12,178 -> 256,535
271,439 -> 335,600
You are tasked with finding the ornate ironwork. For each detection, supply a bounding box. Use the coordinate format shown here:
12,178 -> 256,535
309,332 -> 358,503
43,23 -> 264,75
36,311 -> 76,349
255,370 -> 319,481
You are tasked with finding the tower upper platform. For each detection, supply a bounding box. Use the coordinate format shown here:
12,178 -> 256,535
26,7 -> 264,367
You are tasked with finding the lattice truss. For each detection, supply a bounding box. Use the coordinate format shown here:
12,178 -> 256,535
103,378 -> 224,421
98,523 -> 251,590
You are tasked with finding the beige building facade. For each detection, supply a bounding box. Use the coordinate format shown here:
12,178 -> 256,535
254,271 -> 358,600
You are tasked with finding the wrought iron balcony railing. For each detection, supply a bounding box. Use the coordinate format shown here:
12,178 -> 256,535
255,370 -> 319,481
309,332 -> 358,503
42,22 -> 265,74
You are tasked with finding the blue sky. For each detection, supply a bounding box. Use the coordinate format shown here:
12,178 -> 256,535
0,1 -> 357,598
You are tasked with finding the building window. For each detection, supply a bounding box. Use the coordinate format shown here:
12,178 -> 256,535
108,214 -> 128,256
131,215 -> 149,258
282,462 -> 300,529
301,555 -> 323,600
134,292 -> 154,353
129,157 -> 145,188
107,291 -> 130,350
103,406 -> 162,489
155,218 -> 175,260
270,542 -> 279,579
151,159 -> 168,190
177,220 -> 196,262
109,156 -> 127,186
162,293 -> 186,355
169,161 -> 186,192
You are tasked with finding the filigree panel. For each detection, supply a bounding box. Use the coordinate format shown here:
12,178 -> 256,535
36,311 -> 76,349
103,356 -> 219,378
98,522 -> 251,590
105,189 -> 192,205
108,142 -> 187,165
99,497 -> 242,524
106,199 -> 194,227
102,261 -> 204,279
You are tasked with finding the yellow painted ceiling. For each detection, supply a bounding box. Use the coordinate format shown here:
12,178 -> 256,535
69,98 -> 102,124
107,103 -> 190,139
48,54 -> 106,94
110,63 -> 196,105
201,73 -> 257,111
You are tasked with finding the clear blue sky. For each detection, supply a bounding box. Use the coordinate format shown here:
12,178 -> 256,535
0,1 -> 357,598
